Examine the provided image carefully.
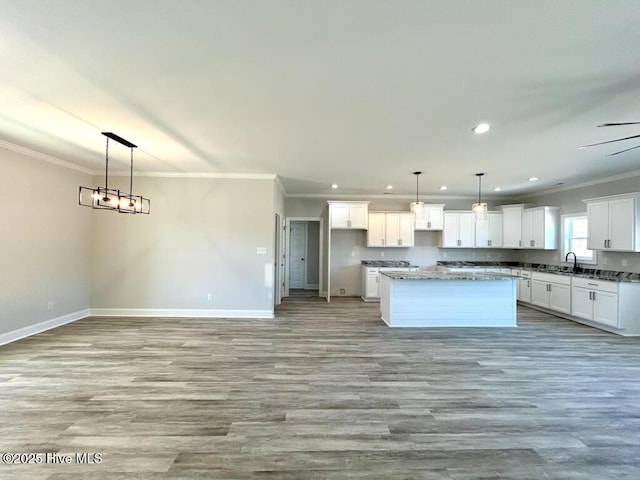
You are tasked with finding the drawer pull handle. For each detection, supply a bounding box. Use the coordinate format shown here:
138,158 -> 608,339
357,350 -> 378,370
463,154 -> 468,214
587,283 -> 598,286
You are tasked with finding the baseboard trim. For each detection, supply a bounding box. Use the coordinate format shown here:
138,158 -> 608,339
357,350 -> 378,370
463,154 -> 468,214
89,308 -> 274,319
0,309 -> 91,347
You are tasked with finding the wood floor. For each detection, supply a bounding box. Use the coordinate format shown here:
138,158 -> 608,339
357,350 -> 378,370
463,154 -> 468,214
1,298 -> 640,479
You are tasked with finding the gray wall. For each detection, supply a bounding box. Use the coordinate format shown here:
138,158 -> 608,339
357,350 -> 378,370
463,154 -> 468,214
91,176 -> 276,312
0,149 -> 92,336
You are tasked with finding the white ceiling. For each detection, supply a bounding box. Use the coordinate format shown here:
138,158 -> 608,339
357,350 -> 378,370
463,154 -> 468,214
2,0 -> 640,198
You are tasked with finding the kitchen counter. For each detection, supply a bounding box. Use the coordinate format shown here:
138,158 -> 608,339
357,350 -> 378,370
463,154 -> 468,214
361,260 -> 419,268
437,261 -> 640,283
382,271 -> 516,281
379,271 -> 518,328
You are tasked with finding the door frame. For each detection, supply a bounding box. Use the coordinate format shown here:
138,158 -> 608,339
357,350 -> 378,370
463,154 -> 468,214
285,216 -> 324,298
288,221 -> 308,290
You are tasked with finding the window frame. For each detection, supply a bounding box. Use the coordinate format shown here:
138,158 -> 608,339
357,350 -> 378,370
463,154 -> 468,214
561,213 -> 597,265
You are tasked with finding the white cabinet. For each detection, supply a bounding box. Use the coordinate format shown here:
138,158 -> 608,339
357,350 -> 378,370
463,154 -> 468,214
412,203 -> 445,231
515,270 -> 532,303
585,194 -> 640,251
571,277 -> 619,328
328,201 -> 369,229
501,205 -> 524,248
522,206 -> 558,250
475,212 -> 503,248
361,266 -> 418,301
441,212 -> 476,248
367,212 -> 414,247
530,272 -> 571,314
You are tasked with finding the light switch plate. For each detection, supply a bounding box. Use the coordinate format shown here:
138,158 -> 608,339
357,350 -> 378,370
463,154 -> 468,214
256,247 -> 267,254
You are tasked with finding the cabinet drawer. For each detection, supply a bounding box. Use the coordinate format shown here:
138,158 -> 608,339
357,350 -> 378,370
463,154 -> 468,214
531,271 -> 571,285
518,270 -> 531,278
571,277 -> 618,293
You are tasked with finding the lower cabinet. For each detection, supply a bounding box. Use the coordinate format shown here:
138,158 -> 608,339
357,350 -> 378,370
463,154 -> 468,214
361,266 -> 418,301
530,272 -> 571,314
571,278 -> 619,328
516,270 -> 531,303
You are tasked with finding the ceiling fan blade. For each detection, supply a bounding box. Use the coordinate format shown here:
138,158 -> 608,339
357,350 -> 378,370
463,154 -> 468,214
606,144 -> 640,156
598,122 -> 640,127
578,133 -> 640,148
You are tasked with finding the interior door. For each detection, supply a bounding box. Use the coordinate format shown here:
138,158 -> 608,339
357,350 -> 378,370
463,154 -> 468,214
289,222 -> 307,289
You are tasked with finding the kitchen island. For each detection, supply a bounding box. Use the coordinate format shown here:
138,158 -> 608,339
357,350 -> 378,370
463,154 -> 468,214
379,271 -> 519,327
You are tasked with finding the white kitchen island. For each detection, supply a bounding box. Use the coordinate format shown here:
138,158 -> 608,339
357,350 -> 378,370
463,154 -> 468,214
379,271 -> 519,327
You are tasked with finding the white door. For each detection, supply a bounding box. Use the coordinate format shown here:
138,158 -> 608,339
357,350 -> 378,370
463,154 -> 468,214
531,208 -> 545,248
530,280 -> 550,308
587,201 -> 609,250
502,206 -> 523,248
593,290 -> 619,327
609,197 -> 634,251
348,204 -> 368,229
442,213 -> 460,247
367,212 -> 386,246
549,283 -> 571,314
289,222 -> 307,289
571,287 -> 593,320
398,213 -> 414,247
458,213 -> 476,247
475,217 -> 490,247
488,213 -> 503,248
426,206 -> 444,230
518,278 -> 531,303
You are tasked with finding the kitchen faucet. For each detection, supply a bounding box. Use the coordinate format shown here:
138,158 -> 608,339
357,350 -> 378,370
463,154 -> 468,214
565,251 -> 579,272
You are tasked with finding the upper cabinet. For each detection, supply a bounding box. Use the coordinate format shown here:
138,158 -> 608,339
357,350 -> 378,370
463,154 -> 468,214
585,193 -> 640,251
501,205 -> 525,248
328,201 -> 369,229
475,212 -> 503,248
441,212 -> 476,248
367,212 -> 414,247
412,204 -> 445,231
522,206 -> 558,250
500,204 -> 558,250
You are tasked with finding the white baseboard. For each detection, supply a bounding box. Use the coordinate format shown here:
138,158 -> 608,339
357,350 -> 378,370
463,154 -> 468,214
0,309 -> 90,347
89,308 -> 274,319
304,284 -> 319,290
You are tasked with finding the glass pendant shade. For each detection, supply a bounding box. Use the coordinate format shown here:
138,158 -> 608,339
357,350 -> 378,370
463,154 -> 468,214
472,173 -> 487,220
410,201 -> 427,224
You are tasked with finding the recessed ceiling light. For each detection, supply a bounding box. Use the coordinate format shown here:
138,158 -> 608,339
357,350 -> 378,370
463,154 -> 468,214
472,123 -> 491,134
493,187 -> 502,191
528,177 -> 539,182
331,184 -> 338,189
386,185 -> 393,190
439,186 -> 448,191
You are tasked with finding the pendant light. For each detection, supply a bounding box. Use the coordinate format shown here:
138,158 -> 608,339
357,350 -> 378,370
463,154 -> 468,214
78,132 -> 150,214
472,172 -> 488,220
410,171 -> 426,223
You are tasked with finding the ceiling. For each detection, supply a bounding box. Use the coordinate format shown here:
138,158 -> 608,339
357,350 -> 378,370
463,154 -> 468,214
2,0 -> 640,198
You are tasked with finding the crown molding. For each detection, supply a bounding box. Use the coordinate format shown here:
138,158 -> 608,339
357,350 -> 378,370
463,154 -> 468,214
285,192 -> 506,201
104,171 -> 278,180
274,175 -> 287,195
0,139 -> 94,175
512,169 -> 640,199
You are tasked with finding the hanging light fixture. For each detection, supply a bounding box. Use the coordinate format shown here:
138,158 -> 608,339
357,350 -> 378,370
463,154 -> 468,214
472,172 -> 488,220
410,171 -> 426,223
78,132 -> 150,214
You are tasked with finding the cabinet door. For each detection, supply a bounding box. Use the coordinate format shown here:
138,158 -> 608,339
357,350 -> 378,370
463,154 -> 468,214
502,206 -> 523,248
475,217 -> 490,247
530,280 -> 550,308
365,273 -> 380,298
608,197 -> 635,251
426,206 -> 444,230
593,290 -> 619,327
348,204 -> 368,229
518,278 -> 531,303
442,213 -> 460,247
549,282 -> 571,314
488,213 -> 503,248
330,204 -> 350,229
531,208 -> 546,249
367,213 -> 386,247
521,210 -> 534,248
397,213 -> 415,247
458,213 -> 476,247
587,201 -> 609,250
571,287 -> 593,320
385,213 -> 401,246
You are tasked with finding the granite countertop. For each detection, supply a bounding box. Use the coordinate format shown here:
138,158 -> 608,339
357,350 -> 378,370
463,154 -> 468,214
436,261 -> 640,283
381,271 -> 517,281
361,260 -> 418,268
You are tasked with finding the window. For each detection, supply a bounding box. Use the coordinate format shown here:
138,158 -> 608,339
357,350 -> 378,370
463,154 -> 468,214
562,214 -> 596,264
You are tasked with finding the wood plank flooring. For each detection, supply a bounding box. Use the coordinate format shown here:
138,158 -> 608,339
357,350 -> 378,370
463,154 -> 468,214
1,298 -> 640,479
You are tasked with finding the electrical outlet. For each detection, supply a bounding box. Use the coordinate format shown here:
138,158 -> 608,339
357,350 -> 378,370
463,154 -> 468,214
442,252 -> 447,258
380,251 -> 384,257
622,258 -> 628,267
339,288 -> 346,295
207,293 -> 213,301
47,301 -> 54,310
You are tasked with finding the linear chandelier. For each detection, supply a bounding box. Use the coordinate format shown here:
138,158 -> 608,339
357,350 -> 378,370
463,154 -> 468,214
78,132 -> 150,214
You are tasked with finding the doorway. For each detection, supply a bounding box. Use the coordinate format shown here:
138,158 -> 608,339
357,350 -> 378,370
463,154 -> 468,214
285,217 -> 323,297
